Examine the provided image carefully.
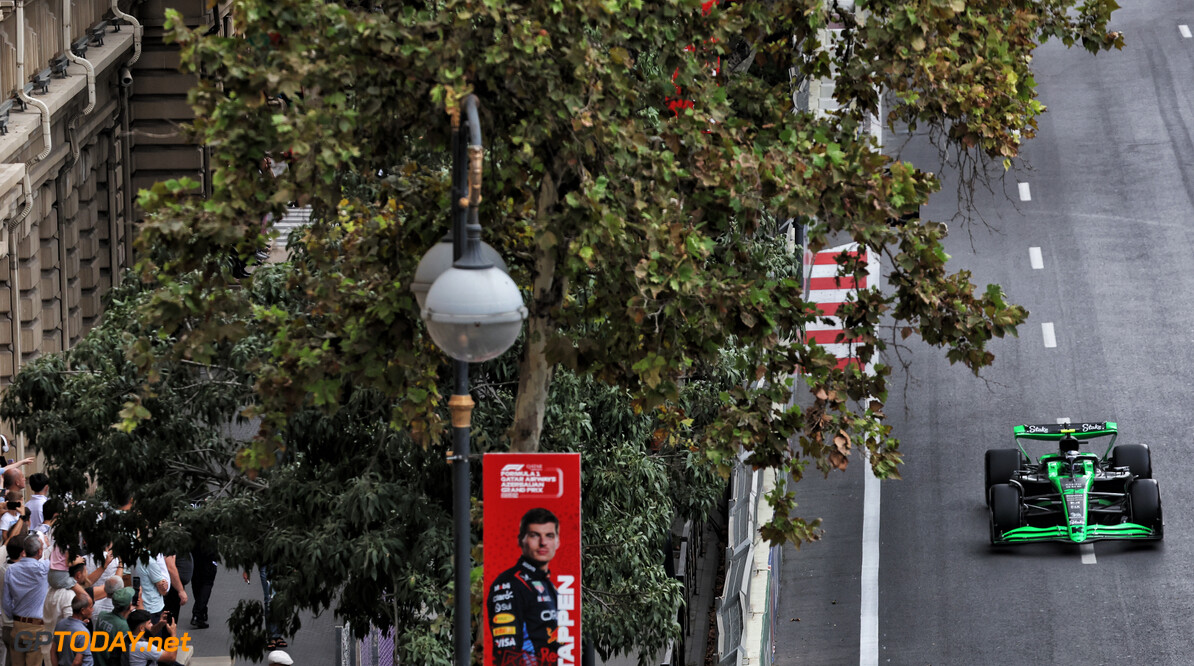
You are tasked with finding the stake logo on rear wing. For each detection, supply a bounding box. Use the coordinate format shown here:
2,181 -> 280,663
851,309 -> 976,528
1014,422 -> 1117,439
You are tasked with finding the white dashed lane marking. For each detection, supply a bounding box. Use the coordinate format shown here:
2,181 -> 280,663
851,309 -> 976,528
1018,182 -> 1032,201
1042,322 -> 1057,348
1181,24 -> 1192,38
1029,247 -> 1043,269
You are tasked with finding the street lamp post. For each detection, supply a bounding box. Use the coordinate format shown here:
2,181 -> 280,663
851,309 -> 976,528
416,95 -> 527,666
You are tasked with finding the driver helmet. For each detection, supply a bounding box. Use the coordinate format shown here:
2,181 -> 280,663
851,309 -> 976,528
1059,434 -> 1080,453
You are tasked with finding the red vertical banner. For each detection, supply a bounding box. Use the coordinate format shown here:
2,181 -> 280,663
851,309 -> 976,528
483,453 -> 582,666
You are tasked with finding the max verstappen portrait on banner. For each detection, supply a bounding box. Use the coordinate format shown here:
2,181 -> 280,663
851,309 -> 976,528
484,453 -> 581,666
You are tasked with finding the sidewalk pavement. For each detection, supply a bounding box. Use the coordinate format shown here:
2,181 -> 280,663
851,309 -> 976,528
182,566 -> 338,665
681,518 -> 721,666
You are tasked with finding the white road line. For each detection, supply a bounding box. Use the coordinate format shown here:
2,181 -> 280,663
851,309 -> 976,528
859,245 -> 880,666
1056,417 -> 1071,425
1018,182 -> 1032,201
1029,247 -> 1043,269
1181,24 -> 1192,38
1042,322 -> 1057,348
860,451 -> 881,666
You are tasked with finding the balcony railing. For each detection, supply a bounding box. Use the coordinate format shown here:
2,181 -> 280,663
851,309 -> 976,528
1,0 -> 124,104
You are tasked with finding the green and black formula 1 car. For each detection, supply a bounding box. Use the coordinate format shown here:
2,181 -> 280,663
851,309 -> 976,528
985,422 -> 1163,545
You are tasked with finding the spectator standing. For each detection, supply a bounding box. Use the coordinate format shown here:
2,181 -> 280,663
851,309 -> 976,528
161,552 -> 190,626
45,558 -> 102,666
93,575 -> 124,616
1,466 -> 26,498
32,498 -> 53,556
0,492 -> 24,544
0,459 -> 34,499
244,566 -> 285,648
132,554 -> 170,622
92,587 -> 135,666
54,595 -> 94,666
0,541 -> 23,666
188,538 -> 217,629
3,535 -> 49,666
25,473 -> 48,531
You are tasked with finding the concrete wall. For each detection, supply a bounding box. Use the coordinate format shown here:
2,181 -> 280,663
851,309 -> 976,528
0,0 -> 208,443
0,20 -> 135,383
130,0 -> 208,196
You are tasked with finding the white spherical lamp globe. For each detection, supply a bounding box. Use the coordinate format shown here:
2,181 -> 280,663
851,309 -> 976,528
422,265 -> 527,362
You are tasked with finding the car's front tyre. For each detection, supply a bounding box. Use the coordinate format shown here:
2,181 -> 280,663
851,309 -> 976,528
989,483 -> 1022,544
985,449 -> 1021,506
1128,478 -> 1162,535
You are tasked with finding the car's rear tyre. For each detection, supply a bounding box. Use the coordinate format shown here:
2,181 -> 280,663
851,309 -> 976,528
985,449 -> 1021,504
1129,478 -> 1162,531
1112,444 -> 1152,479
989,483 -> 1022,544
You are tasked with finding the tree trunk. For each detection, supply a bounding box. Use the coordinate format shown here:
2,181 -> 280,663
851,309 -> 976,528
509,173 -> 561,452
509,307 -> 554,452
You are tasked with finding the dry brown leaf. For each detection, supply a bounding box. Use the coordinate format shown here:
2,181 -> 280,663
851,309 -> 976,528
834,431 -> 851,455
829,450 -> 849,470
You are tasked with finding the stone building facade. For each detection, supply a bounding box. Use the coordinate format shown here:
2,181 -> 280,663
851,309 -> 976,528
0,0 -> 208,387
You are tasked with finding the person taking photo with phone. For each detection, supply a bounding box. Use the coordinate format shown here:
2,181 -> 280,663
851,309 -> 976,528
0,493 -> 24,545
125,609 -> 179,666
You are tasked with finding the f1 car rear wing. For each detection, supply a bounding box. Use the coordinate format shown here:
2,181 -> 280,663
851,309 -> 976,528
1013,422 -> 1118,459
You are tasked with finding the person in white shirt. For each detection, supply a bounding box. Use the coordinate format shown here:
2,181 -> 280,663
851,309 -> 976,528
24,474 -> 48,531
132,555 -> 170,621
0,493 -> 22,543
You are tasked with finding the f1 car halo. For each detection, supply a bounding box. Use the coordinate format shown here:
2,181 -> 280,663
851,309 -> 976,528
985,422 -> 1162,545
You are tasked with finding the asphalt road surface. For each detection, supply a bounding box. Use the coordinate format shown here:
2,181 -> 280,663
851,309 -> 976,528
185,566 -> 338,665
775,0 -> 1194,663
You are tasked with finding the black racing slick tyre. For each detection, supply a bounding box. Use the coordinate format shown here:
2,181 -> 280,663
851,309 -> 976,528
989,484 -> 1021,544
1129,478 -> 1162,531
1112,444 -> 1152,479
985,449 -> 1021,504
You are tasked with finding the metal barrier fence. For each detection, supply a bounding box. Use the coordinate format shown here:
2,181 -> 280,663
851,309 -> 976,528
338,623 -> 398,666
716,462 -> 784,666
335,624 -> 356,666
716,458 -> 760,666
759,542 -> 783,666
